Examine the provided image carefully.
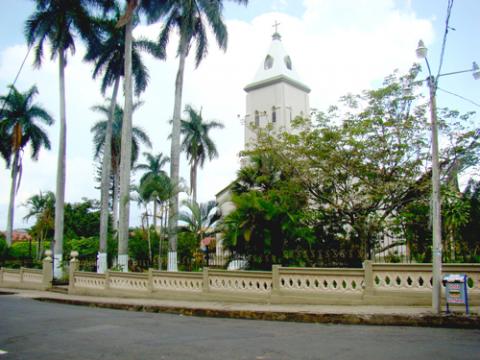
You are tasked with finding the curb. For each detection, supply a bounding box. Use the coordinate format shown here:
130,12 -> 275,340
34,297 -> 480,329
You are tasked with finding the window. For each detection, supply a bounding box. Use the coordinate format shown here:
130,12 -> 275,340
264,55 -> 274,70
272,106 -> 277,123
255,111 -> 260,126
284,56 -> 292,70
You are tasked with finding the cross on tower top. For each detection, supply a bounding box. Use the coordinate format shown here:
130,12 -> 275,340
273,20 -> 281,34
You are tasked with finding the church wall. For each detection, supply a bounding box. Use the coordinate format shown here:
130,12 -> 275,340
282,82 -> 310,128
244,82 -> 309,148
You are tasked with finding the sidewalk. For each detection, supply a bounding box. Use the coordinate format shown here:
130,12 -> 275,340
1,287 -> 479,329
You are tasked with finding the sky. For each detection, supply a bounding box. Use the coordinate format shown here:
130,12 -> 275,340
1,0 -> 479,230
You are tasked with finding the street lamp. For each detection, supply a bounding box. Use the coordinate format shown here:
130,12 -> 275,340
416,39 -> 479,314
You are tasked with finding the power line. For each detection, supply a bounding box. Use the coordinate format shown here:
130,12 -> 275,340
437,87 -> 480,108
435,0 -> 454,87
0,44 -> 33,118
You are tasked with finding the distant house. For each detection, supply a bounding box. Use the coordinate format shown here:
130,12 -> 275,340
0,229 -> 32,243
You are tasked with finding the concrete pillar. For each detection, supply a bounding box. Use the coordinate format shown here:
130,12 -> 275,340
68,251 -> 79,293
148,268 -> 153,293
202,267 -> 209,293
105,270 -> 111,290
363,260 -> 374,295
19,267 -> 24,286
42,253 -> 53,290
272,264 -> 281,295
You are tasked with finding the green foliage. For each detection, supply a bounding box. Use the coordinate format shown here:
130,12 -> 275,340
223,153 -> 315,270
63,199 -> 103,239
9,241 -> 35,259
64,237 -> 99,259
222,67 -> 480,268
129,229 -> 152,262
458,180 -> 480,262
177,232 -> 202,272
0,237 -> 9,263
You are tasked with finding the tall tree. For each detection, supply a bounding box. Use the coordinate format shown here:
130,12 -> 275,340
85,5 -> 162,273
0,85 -> 53,247
91,101 -> 152,236
23,191 -> 55,259
158,0 -> 248,271
135,151 -> 170,233
25,0 -> 112,278
114,0 -> 166,273
181,105 -> 223,203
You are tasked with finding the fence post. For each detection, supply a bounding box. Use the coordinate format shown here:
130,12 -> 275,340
42,251 -> 53,290
68,251 -> 79,293
363,260 -> 374,295
105,271 -> 111,291
148,268 -> 153,293
19,267 -> 25,287
202,267 -> 209,293
272,265 -> 281,295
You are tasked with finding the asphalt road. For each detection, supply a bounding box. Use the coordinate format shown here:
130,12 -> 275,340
0,294 -> 479,360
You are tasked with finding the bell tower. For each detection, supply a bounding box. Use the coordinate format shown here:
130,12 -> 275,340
243,25 -> 311,149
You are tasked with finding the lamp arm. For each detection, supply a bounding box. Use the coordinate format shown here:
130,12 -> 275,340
438,68 -> 477,78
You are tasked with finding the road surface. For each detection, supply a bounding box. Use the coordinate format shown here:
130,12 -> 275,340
0,294 -> 479,359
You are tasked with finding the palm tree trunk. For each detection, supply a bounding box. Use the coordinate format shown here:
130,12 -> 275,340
192,159 -> 198,204
97,77 -> 120,274
6,150 -> 20,247
153,200 -> 158,234
36,232 -> 42,261
117,12 -> 135,273
168,38 -> 188,272
112,169 -> 120,231
53,50 -> 67,279
158,203 -> 163,270
145,206 -> 152,264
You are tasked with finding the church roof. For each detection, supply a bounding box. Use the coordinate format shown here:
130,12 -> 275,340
244,32 -> 310,93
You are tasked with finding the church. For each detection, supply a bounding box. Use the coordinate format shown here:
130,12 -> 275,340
215,26 -> 311,261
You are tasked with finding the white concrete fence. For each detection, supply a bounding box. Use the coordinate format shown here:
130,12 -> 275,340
0,254 -> 53,291
2,251 -> 479,306
67,257 -> 480,306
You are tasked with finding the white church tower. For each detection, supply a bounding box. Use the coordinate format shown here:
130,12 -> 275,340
243,26 -> 310,149
215,26 -> 311,264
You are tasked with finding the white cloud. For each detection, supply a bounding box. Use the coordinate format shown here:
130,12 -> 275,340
0,2 -> 434,229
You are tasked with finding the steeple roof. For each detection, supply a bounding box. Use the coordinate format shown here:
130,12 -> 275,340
244,31 -> 310,93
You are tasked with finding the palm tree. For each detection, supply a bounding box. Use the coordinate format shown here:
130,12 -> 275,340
179,199 -> 220,265
85,5 -> 163,273
91,101 -> 152,235
158,0 -> 248,271
114,0 -> 170,273
181,105 -> 223,203
179,200 -> 219,243
0,85 -> 53,247
135,152 -> 170,232
23,191 -> 55,260
25,0 -> 111,278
